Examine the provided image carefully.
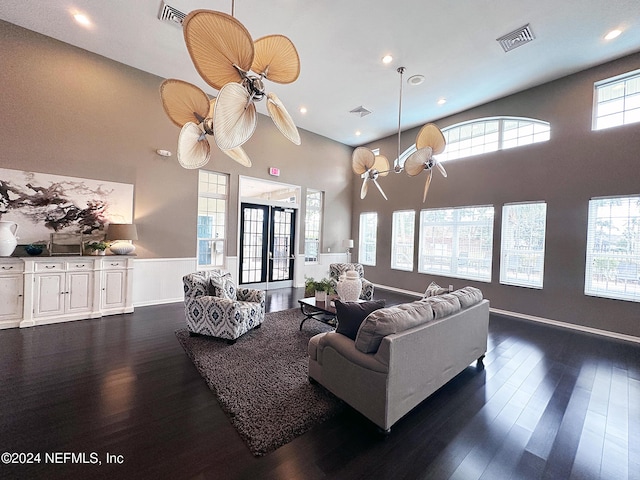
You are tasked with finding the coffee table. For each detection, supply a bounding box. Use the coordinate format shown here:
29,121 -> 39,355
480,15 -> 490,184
298,297 -> 337,330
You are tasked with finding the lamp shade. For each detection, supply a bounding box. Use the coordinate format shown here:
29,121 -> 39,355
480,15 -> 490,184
106,224 -> 138,241
343,239 -> 354,249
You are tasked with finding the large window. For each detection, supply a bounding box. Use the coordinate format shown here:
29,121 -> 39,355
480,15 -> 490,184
593,69 -> 640,130
197,171 -> 228,267
419,206 -> 494,282
359,212 -> 377,266
585,195 -> 640,302
500,202 -> 547,288
391,210 -> 415,271
398,117 -> 550,165
304,190 -> 323,263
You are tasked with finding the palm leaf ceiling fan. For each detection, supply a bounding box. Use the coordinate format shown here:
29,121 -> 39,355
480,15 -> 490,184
352,67 -> 448,202
160,2 -> 301,169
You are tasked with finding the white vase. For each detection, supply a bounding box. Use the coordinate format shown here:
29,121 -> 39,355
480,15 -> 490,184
336,270 -> 362,302
0,221 -> 19,257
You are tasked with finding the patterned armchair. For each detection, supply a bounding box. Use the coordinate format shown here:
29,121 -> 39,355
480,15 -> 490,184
183,270 -> 265,344
329,263 -> 374,300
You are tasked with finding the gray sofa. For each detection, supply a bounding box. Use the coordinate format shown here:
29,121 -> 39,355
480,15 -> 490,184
308,288 -> 489,432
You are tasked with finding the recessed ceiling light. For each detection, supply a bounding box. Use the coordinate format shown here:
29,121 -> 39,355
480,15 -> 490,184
604,29 -> 622,40
73,12 -> 91,27
299,107 -> 307,114
437,98 -> 447,105
355,131 -> 361,136
407,75 -> 425,86
382,55 -> 393,64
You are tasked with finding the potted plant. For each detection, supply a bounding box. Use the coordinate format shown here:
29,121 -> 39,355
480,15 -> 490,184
305,276 -> 335,302
85,241 -> 109,255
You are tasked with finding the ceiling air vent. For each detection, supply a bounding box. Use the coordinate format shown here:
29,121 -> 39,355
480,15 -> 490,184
350,106 -> 372,117
497,24 -> 535,52
158,1 -> 186,26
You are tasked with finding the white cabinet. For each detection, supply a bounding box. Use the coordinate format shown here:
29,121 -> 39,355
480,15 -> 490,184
100,258 -> 134,315
19,256 -> 133,328
0,261 -> 24,328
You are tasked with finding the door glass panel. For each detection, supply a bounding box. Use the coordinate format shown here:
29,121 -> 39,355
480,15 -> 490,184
241,204 -> 268,284
270,208 -> 295,282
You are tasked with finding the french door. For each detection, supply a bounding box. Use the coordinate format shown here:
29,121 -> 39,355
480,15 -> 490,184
240,203 -> 296,289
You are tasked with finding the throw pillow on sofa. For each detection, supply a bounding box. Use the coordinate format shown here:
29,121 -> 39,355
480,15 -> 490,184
335,299 -> 386,340
423,281 -> 448,298
355,301 -> 435,354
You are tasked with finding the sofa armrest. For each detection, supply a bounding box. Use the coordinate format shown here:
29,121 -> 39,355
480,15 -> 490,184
317,332 -> 388,373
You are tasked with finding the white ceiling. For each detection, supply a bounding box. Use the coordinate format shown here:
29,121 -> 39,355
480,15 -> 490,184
2,0 -> 640,147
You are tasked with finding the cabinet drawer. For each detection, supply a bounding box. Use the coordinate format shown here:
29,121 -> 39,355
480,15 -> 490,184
0,262 -> 24,273
35,262 -> 65,272
66,261 -> 93,271
103,259 -> 127,269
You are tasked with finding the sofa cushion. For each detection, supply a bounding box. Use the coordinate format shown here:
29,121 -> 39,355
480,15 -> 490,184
423,281 -> 448,298
355,301 -> 434,354
423,293 -> 461,318
335,299 -> 386,340
449,286 -> 483,308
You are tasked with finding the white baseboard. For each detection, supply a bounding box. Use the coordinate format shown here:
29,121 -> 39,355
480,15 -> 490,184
374,283 -> 640,345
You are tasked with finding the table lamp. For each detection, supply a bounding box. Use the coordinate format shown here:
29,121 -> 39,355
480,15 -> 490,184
106,223 -> 138,255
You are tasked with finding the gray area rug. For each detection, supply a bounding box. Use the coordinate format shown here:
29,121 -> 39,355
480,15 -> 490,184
175,308 -> 344,456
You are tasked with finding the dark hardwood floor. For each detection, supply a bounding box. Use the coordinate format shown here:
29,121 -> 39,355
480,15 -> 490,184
0,287 -> 638,480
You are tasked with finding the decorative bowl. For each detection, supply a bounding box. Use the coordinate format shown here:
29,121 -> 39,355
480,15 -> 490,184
25,244 -> 44,256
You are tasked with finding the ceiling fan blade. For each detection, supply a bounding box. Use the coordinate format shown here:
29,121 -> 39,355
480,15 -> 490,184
183,10 -> 254,90
416,123 -> 446,155
222,146 -> 252,167
352,147 -> 375,175
373,155 -> 390,177
435,159 -> 448,178
177,122 -> 211,169
252,35 -> 300,84
160,79 -> 210,128
373,179 -> 388,200
422,170 -> 433,203
266,92 -> 301,145
360,177 -> 369,199
213,82 -> 257,150
404,147 -> 433,176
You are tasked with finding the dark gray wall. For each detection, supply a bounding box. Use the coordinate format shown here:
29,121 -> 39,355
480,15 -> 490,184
355,52 -> 640,338
0,20 -> 353,259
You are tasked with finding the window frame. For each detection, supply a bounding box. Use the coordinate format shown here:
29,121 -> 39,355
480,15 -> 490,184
358,212 -> 378,266
418,205 -> 495,282
499,202 -> 547,289
197,170 -> 229,268
391,210 -> 415,271
584,194 -> 640,303
593,68 -> 640,131
304,189 -> 323,264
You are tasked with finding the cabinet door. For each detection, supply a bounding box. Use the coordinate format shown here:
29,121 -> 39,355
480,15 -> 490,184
66,271 -> 93,313
34,273 -> 65,317
0,274 -> 23,320
102,270 -> 126,309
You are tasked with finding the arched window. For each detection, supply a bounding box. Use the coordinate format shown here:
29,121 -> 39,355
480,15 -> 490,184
398,116 -> 550,165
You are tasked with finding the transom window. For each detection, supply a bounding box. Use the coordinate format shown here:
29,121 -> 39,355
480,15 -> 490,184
359,212 -> 378,266
398,117 -> 550,165
419,206 -> 494,282
304,190 -> 323,263
585,195 -> 640,302
197,171 -> 228,267
391,210 -> 415,271
593,69 -> 640,130
500,202 -> 547,289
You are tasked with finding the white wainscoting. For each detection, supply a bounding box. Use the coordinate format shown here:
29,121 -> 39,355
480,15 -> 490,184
299,252 -> 349,287
132,258 -> 197,307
